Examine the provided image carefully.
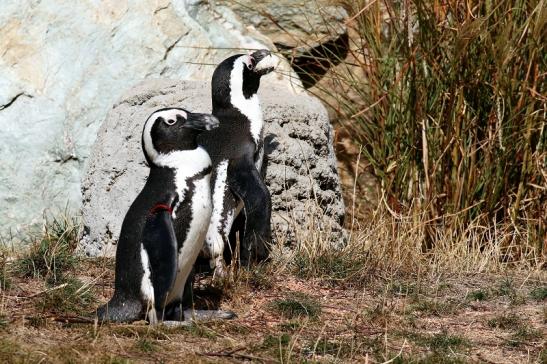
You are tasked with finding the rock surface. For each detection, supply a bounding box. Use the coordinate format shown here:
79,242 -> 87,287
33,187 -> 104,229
0,0 -> 299,238
230,0 -> 350,88
80,79 -> 345,256
230,0 -> 347,51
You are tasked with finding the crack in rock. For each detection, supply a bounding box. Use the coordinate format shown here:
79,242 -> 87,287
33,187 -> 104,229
0,92 -> 33,111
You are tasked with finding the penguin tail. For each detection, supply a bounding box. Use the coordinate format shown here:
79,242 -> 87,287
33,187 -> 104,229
95,294 -> 143,323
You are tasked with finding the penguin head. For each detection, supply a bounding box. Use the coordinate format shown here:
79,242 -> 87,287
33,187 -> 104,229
246,49 -> 278,76
142,108 -> 219,165
212,49 -> 279,111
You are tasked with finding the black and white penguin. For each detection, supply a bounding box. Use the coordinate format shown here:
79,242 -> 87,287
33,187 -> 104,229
97,107 -> 232,324
198,49 -> 278,274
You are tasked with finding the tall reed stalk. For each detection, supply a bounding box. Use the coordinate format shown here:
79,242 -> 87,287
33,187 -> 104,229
295,0 -> 545,257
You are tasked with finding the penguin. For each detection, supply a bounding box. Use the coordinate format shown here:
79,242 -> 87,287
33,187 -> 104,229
198,49 -> 279,275
97,107 -> 233,324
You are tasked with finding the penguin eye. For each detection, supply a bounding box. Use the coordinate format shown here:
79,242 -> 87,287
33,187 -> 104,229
161,114 -> 186,126
164,118 -> 176,126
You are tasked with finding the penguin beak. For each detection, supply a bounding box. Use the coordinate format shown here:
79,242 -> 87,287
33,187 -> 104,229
185,113 -> 220,131
250,49 -> 278,75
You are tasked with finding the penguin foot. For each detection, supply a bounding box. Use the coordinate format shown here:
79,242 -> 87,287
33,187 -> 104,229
161,320 -> 193,328
184,309 -> 237,322
96,297 -> 143,323
160,309 -> 236,327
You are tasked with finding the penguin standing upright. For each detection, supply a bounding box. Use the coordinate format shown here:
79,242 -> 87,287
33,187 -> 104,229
97,108 -> 233,323
198,50 -> 278,274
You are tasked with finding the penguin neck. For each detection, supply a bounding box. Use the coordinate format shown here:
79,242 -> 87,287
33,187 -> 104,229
151,147 -> 212,218
212,94 -> 263,147
212,59 -> 264,146
152,147 -> 211,172
235,93 -> 262,147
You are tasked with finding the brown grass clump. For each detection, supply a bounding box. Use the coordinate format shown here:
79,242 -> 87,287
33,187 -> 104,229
0,212 -> 545,363
269,0 -> 546,265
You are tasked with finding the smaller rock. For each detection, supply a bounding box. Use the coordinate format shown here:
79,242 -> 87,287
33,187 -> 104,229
80,79 -> 346,256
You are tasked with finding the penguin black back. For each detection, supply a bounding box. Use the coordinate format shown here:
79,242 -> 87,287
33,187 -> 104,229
97,108 -> 219,323
198,50 -> 278,274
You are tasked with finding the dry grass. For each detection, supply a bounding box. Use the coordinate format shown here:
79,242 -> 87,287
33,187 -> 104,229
271,199 -> 544,288
0,1 -> 545,362
267,0 -> 546,262
0,211 -> 544,363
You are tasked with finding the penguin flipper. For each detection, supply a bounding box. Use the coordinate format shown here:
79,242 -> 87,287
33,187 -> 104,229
227,154 -> 271,266
142,201 -> 178,317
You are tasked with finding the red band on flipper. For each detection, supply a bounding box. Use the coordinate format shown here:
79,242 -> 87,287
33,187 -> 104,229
149,203 -> 173,215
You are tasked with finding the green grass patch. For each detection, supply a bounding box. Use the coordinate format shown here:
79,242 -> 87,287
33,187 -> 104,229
293,252 -> 364,284
487,313 -> 522,330
0,315 -> 8,330
529,286 -> 547,301
14,216 -> 80,282
183,324 -> 217,339
37,277 -> 95,315
262,333 -> 291,349
425,333 -> 469,352
259,333 -> 292,362
278,320 -> 301,332
403,331 -> 470,354
304,338 -> 356,359
467,289 -> 488,302
0,252 -> 11,290
408,298 -> 459,316
392,353 -> 467,364
484,313 -> 542,347
0,337 -> 21,362
0,337 -> 41,363
134,338 -> 158,353
495,278 -> 526,305
507,327 -> 543,347
247,266 -> 274,290
270,292 -> 321,319
0,272 -> 10,290
497,278 -> 516,297
27,315 -> 48,329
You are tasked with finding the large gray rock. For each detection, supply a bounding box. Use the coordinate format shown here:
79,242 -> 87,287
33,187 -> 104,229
0,0 -> 299,238
80,79 -> 345,256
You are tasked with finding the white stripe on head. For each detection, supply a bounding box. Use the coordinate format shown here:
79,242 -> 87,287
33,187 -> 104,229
255,53 -> 279,72
229,55 -> 263,145
142,108 -> 188,163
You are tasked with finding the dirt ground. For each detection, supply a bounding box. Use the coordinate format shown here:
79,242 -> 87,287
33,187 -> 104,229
0,257 -> 545,364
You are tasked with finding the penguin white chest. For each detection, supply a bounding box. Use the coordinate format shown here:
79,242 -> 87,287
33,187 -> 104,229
154,147 -> 213,305
166,173 -> 212,304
